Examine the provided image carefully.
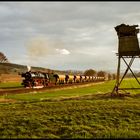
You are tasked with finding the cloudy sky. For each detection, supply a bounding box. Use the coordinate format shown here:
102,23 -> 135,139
1,2 -> 140,72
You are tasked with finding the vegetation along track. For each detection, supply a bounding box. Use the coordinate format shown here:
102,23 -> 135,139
0,81 -> 104,96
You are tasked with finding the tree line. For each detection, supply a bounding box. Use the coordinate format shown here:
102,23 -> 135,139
84,69 -> 116,80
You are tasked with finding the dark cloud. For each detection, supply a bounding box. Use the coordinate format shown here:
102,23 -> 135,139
0,2 -> 140,71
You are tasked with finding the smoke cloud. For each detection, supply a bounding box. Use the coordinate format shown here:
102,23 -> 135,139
26,37 -> 70,66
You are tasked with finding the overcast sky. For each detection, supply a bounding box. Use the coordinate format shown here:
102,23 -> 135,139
1,2 -> 140,72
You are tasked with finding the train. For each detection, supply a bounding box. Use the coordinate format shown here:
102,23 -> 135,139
21,71 -> 105,88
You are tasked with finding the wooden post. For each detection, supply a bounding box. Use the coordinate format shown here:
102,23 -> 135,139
111,56 -> 121,95
116,56 -> 121,94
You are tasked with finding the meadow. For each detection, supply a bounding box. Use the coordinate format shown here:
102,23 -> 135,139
0,82 -> 22,89
0,78 -> 140,138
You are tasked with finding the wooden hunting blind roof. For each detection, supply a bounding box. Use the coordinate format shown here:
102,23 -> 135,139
115,23 -> 139,37
115,23 -> 140,56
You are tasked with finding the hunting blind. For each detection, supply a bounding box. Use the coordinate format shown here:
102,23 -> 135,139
112,23 -> 140,95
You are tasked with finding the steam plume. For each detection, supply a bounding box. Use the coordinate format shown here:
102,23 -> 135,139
27,65 -> 31,71
25,37 -> 70,66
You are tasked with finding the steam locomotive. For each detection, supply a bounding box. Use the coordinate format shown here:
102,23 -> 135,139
21,71 -> 105,88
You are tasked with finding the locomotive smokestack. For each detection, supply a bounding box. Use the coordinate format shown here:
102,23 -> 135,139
27,65 -> 31,72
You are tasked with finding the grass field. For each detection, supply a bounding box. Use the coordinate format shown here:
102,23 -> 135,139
0,78 -> 140,138
0,82 -> 22,89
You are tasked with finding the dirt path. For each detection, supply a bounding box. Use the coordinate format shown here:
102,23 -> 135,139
0,98 -> 17,103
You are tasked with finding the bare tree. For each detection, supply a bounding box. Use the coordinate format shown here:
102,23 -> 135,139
0,52 -> 9,63
84,69 -> 96,76
112,73 -> 116,80
97,71 -> 106,77
108,73 -> 112,80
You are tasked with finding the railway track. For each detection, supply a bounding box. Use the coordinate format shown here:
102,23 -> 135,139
0,81 -> 104,96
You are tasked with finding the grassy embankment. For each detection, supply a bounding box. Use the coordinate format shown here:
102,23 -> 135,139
0,82 -> 22,89
1,78 -> 140,102
0,78 -> 139,138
